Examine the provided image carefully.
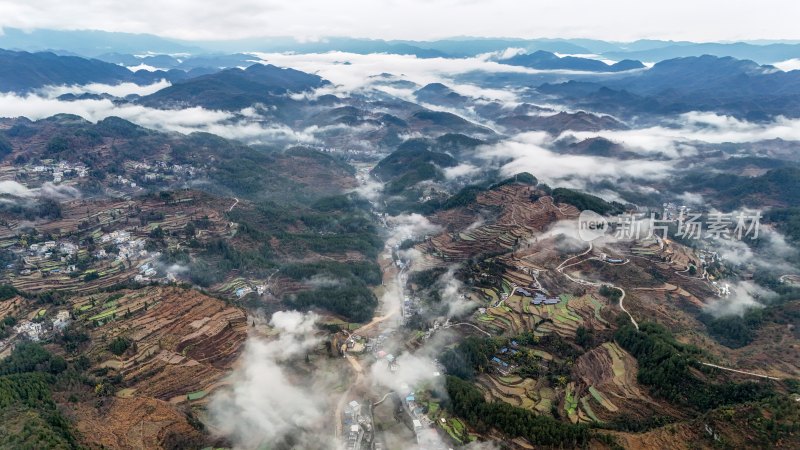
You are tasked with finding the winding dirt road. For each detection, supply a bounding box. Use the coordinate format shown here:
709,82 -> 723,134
556,243 -> 639,330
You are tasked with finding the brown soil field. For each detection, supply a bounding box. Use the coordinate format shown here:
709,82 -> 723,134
573,343 -> 671,421
79,286 -> 247,400
423,188 -> 579,262
69,397 -> 205,449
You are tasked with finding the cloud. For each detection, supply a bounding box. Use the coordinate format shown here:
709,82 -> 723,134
351,177 -> 383,202
0,180 -> 35,197
0,180 -> 80,201
126,63 -> 166,72
677,192 -> 704,206
1,1 -> 798,42
208,310 -> 331,449
0,90 -> 321,145
38,182 -> 81,200
492,47 -> 526,60
305,274 -> 342,288
774,58 -> 800,72
39,80 -> 171,98
712,226 -> 798,274
387,213 -> 442,246
443,163 -> 481,180
477,131 -> 674,189
438,266 -> 477,318
705,280 -> 774,317
251,51 -> 588,103
568,112 -> 800,158
369,351 -> 441,395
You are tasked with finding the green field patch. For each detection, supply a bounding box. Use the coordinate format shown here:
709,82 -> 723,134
565,387 -> 578,422
531,349 -> 553,361
589,296 -> 609,325
603,343 -> 627,378
588,386 -> 618,412
498,375 -> 523,385
116,388 -> 137,398
88,308 -> 117,321
493,316 -> 512,327
187,390 -> 207,400
481,288 -> 499,302
580,396 -> 602,422
535,397 -> 552,413
440,418 -> 466,444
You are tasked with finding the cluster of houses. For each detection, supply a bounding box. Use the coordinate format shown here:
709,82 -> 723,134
13,320 -> 44,341
342,400 -> 371,450
27,240 -> 78,258
112,175 -> 138,189
23,161 -> 88,183
403,295 -> 420,319
711,281 -> 731,297
400,383 -> 448,450
97,230 -> 151,262
312,145 -> 378,158
132,259 -> 178,284
375,350 -> 398,372
491,342 -> 520,376
600,253 -> 626,264
132,160 -> 200,182
17,240 -> 80,275
234,284 -> 267,298
5,310 -> 70,347
514,287 -> 560,306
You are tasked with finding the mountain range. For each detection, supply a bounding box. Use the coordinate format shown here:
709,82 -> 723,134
3,28 -> 800,64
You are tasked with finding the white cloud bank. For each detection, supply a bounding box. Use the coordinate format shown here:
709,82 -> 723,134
477,131 -> 674,188
1,0 -> 798,42
0,88 -> 320,144
38,80 -> 171,98
209,310 -> 332,449
568,112 -> 800,157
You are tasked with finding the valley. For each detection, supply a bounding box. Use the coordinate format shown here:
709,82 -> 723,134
0,28 -> 798,450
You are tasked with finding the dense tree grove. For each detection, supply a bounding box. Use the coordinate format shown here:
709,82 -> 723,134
445,376 -> 590,447
551,187 -> 625,214
0,343 -> 79,449
0,132 -> 12,158
439,336 -> 499,380
282,261 -> 382,322
289,284 -> 378,322
615,322 -> 775,410
108,336 -> 131,356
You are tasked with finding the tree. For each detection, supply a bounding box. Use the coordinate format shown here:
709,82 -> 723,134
108,337 -> 131,356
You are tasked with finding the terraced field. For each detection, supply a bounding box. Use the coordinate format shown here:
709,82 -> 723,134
474,290 -> 611,338
425,188 -> 580,262
572,342 -> 661,421
76,286 -> 247,401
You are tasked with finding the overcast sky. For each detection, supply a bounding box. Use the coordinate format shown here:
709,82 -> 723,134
0,0 -> 798,42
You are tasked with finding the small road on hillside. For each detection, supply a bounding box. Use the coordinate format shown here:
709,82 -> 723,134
555,244 -> 785,377
700,362 -> 780,381
556,243 -> 638,331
